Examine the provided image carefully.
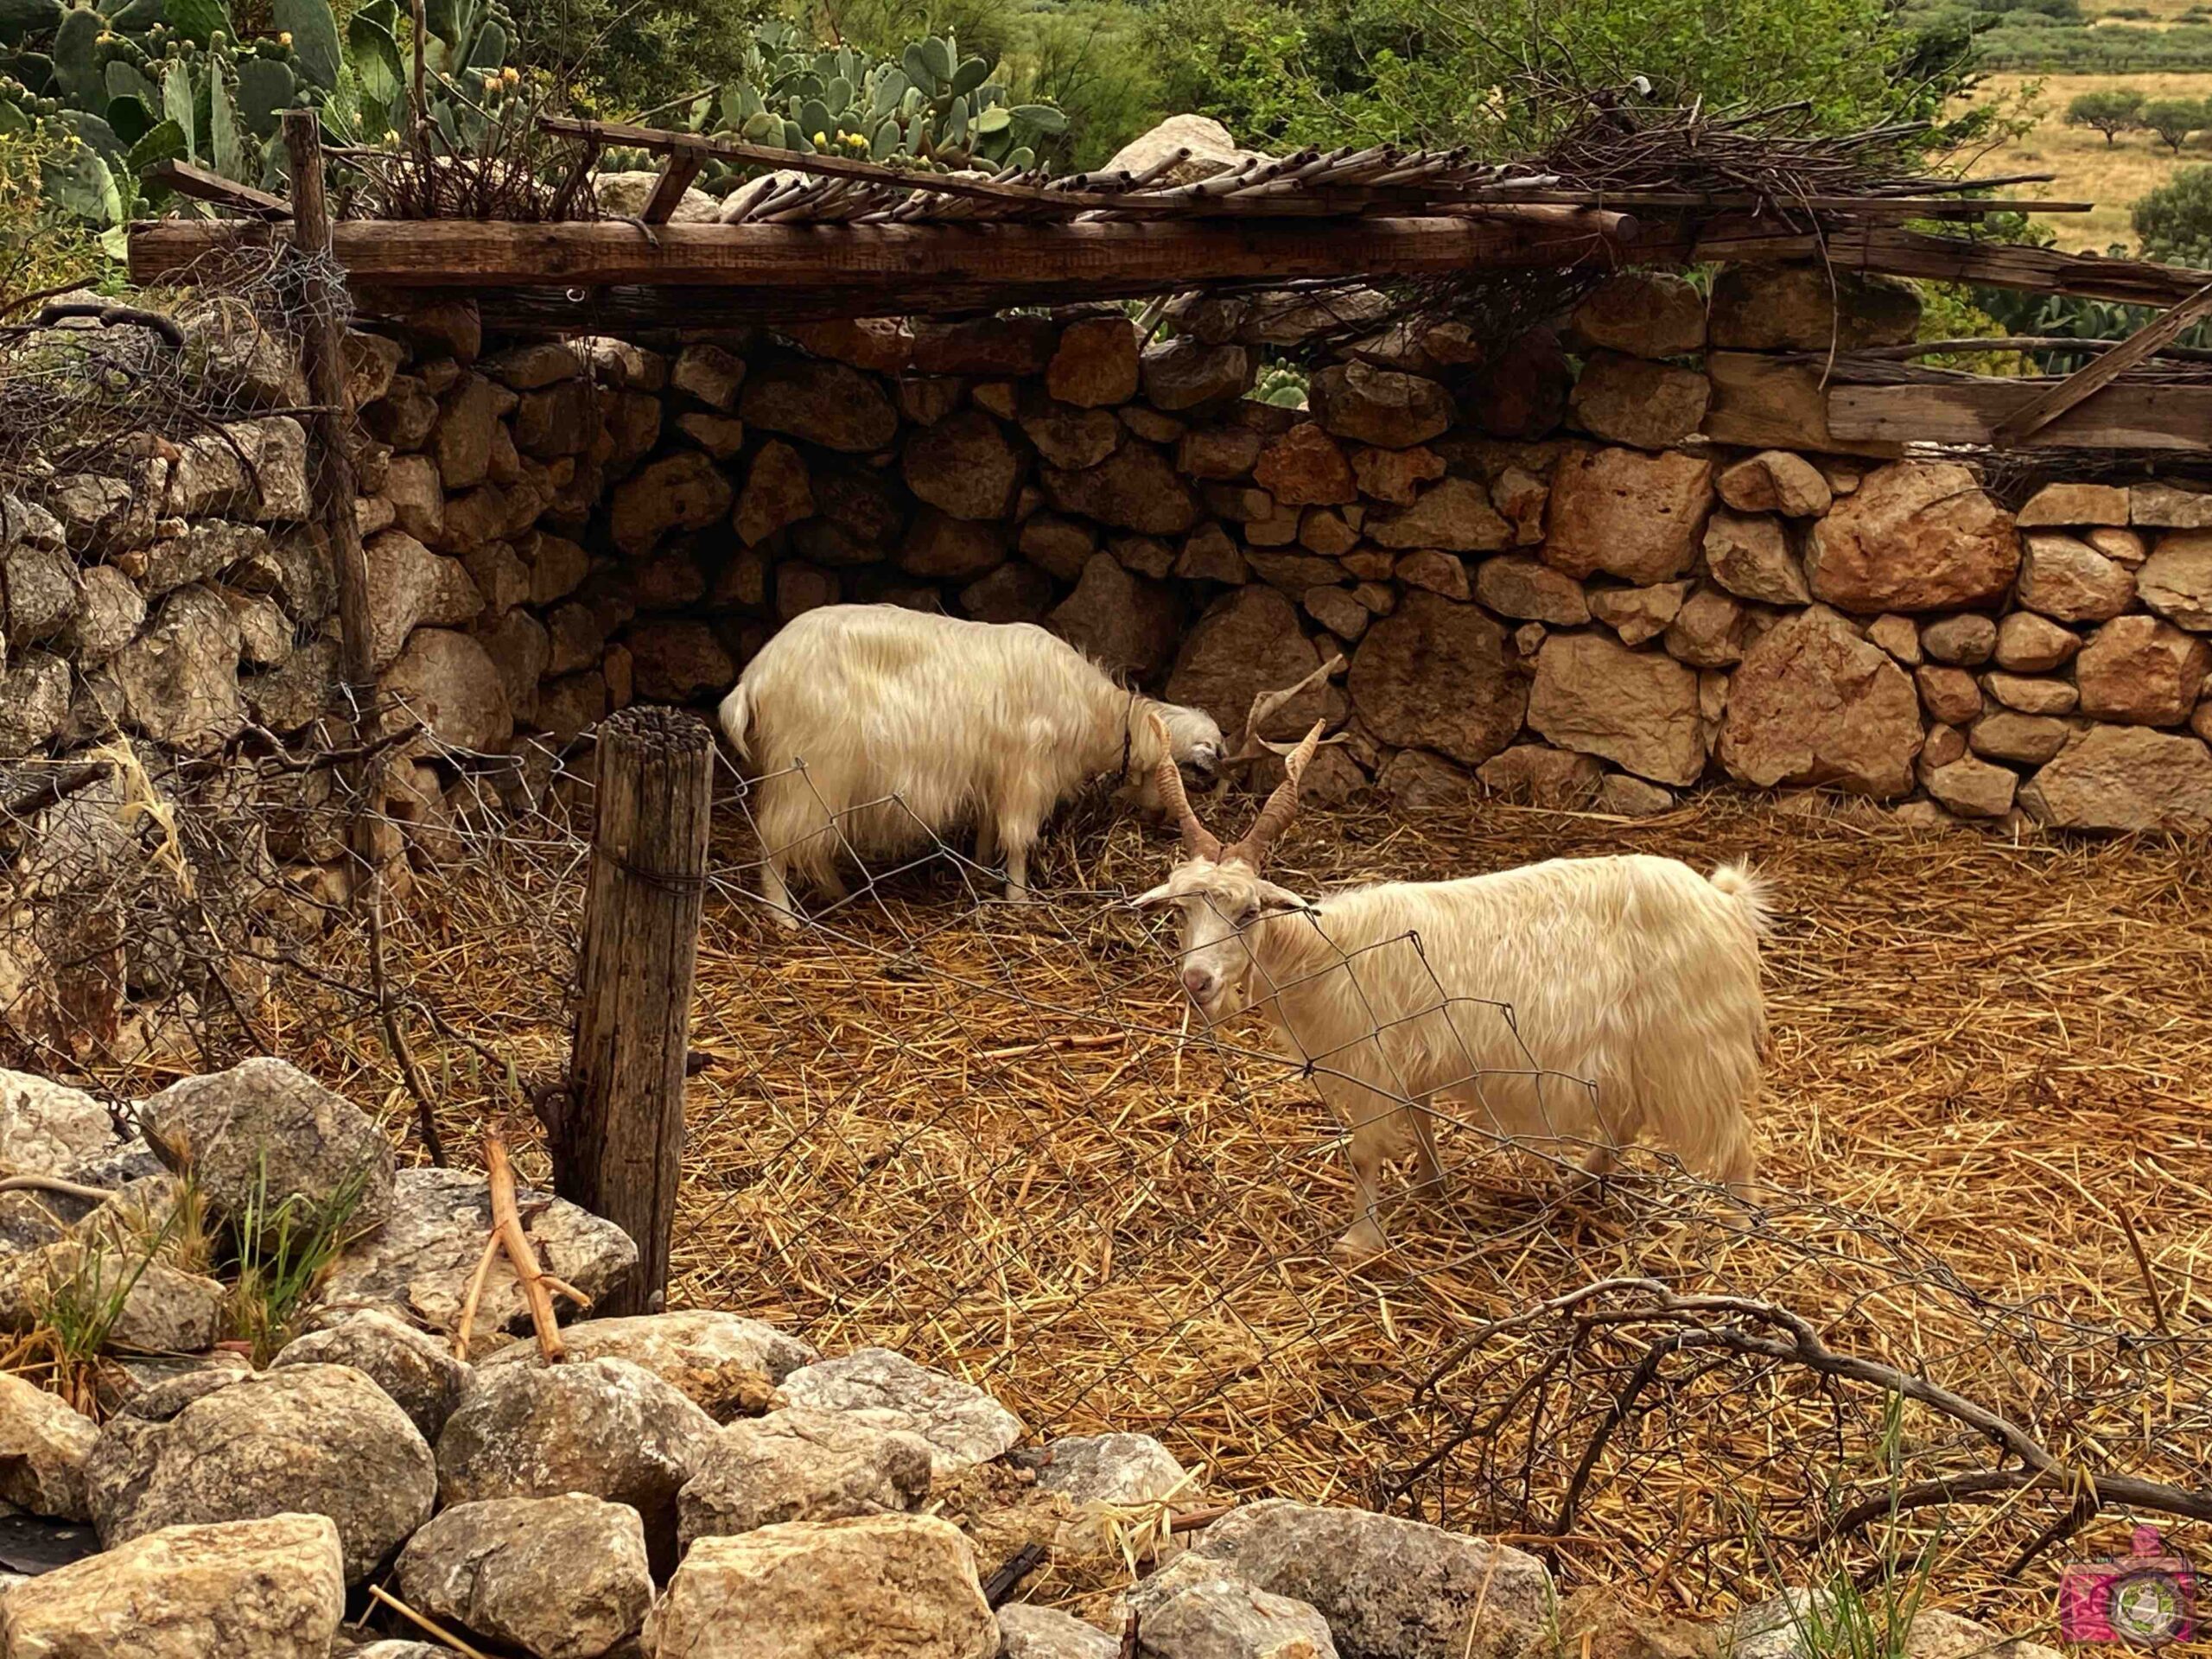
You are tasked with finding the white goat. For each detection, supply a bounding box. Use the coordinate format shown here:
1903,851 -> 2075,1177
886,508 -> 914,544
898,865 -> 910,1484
1133,724 -> 1772,1258
719,604 -> 1224,925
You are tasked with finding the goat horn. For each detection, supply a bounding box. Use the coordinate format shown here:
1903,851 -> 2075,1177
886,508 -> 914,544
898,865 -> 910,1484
1229,719 -> 1325,865
1149,714 -> 1223,861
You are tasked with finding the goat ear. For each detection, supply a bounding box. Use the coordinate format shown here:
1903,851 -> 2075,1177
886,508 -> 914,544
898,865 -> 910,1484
1253,880 -> 1319,917
1128,881 -> 1180,912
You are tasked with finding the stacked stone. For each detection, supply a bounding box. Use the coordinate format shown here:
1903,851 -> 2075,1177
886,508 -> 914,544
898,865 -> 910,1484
11,264 -> 2212,850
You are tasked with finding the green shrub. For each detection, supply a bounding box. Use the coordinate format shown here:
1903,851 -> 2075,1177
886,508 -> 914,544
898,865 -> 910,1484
2134,162 -> 2212,263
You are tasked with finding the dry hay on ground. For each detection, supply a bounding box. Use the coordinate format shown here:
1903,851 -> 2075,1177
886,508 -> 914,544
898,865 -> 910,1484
164,783 -> 2212,1633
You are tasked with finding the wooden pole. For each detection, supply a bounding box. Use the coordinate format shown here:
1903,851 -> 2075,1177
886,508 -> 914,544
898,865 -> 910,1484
283,110 -> 448,1167
560,705 -> 714,1316
281,110 -> 378,731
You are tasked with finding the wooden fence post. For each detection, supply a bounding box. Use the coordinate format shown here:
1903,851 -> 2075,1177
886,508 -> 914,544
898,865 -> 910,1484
560,705 -> 715,1316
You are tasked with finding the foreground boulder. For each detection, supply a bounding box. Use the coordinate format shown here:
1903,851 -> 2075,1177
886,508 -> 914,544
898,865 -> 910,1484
998,1604 -> 1122,1659
396,1493 -> 653,1659
642,1512 -> 997,1659
0,1511 -> 345,1658
778,1347 -> 1024,1478
0,1071 -> 121,1173
2020,726 -> 2212,833
435,1356 -> 719,1574
1028,1432 -> 1191,1506
0,1370 -> 99,1519
1347,592 -> 1524,767
1123,1552 -> 1341,1657
272,1309 -> 471,1443
316,1166 -> 636,1346
678,1406 -> 933,1551
1192,1501 -> 1552,1659
1720,1590 -> 2062,1659
138,1057 -> 396,1230
1803,461 -> 2019,612
85,1363 -> 435,1585
0,1240 -> 227,1354
478,1309 -> 816,1408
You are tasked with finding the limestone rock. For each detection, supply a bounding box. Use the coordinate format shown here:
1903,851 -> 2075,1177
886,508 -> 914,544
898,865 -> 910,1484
2139,533 -> 2212,630
1587,582 -> 1690,646
1529,633 -> 1703,785
1376,749 -> 1475,806
1721,1592 -> 2061,1659
624,620 -> 736,703
1140,340 -> 1254,413
999,1604 -> 1122,1659
1568,353 -> 1710,448
777,1347 -> 1023,1479
1020,514 -> 1096,582
1475,744 -> 1604,807
436,1356 -> 715,1575
1708,266 -> 1921,351
1304,585 -> 1371,641
0,1370 -> 98,1519
272,1311 -> 468,1444
1920,613 -> 1997,667
1031,1432 -> 1190,1506
0,1071 -> 120,1174
1253,425 -> 1357,507
397,1493 -> 653,1659
1543,447 -> 1713,584
2017,532 -> 2136,623
1387,550 -> 1466,598
1995,612 -> 2081,672
56,564 -> 146,667
2075,615 -> 2211,725
2130,482 -> 2212,528
1805,463 -> 2019,613
1041,443 -> 1199,537
643,1512 -> 996,1659
1916,665 -> 1984,728
1985,671 -> 2077,715
905,410 -> 1025,520
1048,555 -> 1180,680
1192,1500 -> 1552,1659
741,358 -> 899,452
3,537 -> 80,645
1180,426 -> 1265,480
609,451 -> 734,559
1047,317 -> 1141,407
1348,592 -> 1525,766
1720,608 -> 1923,797
1597,773 -> 1675,817
911,316 -> 1058,377
0,1240 -> 226,1353
0,1512 -> 344,1659
316,1165 -> 632,1346
2017,482 -> 2129,528
1662,586 -> 1754,668
672,344 -> 748,412
85,1363 -> 434,1584
1307,363 -> 1452,448
1568,270 -> 1705,358
433,372 -> 499,491
1972,711 -> 2072,766
678,1406 -> 933,1549
383,628 -> 515,753
1715,452 -> 1832,518
1363,477 -> 1510,553
593,169 -> 718,221
1021,401 -> 1122,472
480,1311 -> 815,1408
142,1056 -> 394,1230
364,531 -> 478,669
1101,115 -> 1269,186
1867,614 -> 1923,666
962,562 -> 1058,625
1923,755 -> 2018,819
1138,1564 -> 1342,1657
110,584 -> 245,753
1474,556 -> 1588,625
1166,585 -> 1343,740
2020,725 -> 2212,832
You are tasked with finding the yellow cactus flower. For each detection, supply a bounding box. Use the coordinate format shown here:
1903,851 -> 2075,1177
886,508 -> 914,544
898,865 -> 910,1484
502,66 -> 519,85
482,74 -> 500,94
811,130 -> 827,144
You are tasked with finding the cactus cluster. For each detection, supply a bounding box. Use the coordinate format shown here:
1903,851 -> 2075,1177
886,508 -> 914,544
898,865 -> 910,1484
0,0 -> 515,231
601,20 -> 1069,187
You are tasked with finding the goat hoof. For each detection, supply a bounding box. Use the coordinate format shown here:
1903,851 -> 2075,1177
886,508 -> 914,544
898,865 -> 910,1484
1333,1224 -> 1389,1264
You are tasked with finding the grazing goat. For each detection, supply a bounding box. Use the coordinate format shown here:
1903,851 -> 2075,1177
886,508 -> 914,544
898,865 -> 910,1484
1133,723 -> 1771,1258
719,605 -> 1224,925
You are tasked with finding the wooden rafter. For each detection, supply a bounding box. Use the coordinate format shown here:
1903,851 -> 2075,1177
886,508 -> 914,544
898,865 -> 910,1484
1989,279 -> 2212,447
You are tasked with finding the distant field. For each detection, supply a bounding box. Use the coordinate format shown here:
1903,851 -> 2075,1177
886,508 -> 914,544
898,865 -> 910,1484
1962,71 -> 2212,249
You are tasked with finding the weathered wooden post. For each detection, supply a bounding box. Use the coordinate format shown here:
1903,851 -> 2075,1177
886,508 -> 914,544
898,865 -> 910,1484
559,705 -> 715,1315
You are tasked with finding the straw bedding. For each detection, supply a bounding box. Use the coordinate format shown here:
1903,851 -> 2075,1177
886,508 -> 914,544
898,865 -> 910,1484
353,785 -> 2212,1630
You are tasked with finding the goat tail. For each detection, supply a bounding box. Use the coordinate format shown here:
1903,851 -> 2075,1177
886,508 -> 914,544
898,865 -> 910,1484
1707,860 -> 1776,940
716,679 -> 753,765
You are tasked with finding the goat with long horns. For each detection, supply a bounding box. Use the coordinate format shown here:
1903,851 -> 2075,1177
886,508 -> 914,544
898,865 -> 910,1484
1132,715 -> 1774,1259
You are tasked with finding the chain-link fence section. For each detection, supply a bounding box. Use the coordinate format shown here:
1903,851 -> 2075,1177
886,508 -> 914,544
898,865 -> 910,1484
2,712 -> 2205,1633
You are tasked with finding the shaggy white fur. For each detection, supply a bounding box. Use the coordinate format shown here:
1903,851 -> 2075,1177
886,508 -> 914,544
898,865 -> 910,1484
721,605 -> 1223,924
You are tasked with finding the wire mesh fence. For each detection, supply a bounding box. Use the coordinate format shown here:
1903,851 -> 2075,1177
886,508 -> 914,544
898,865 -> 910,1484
2,705 -> 2207,1635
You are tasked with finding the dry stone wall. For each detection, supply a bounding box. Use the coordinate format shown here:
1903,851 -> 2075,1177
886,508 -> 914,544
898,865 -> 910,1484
10,264 -> 2212,856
